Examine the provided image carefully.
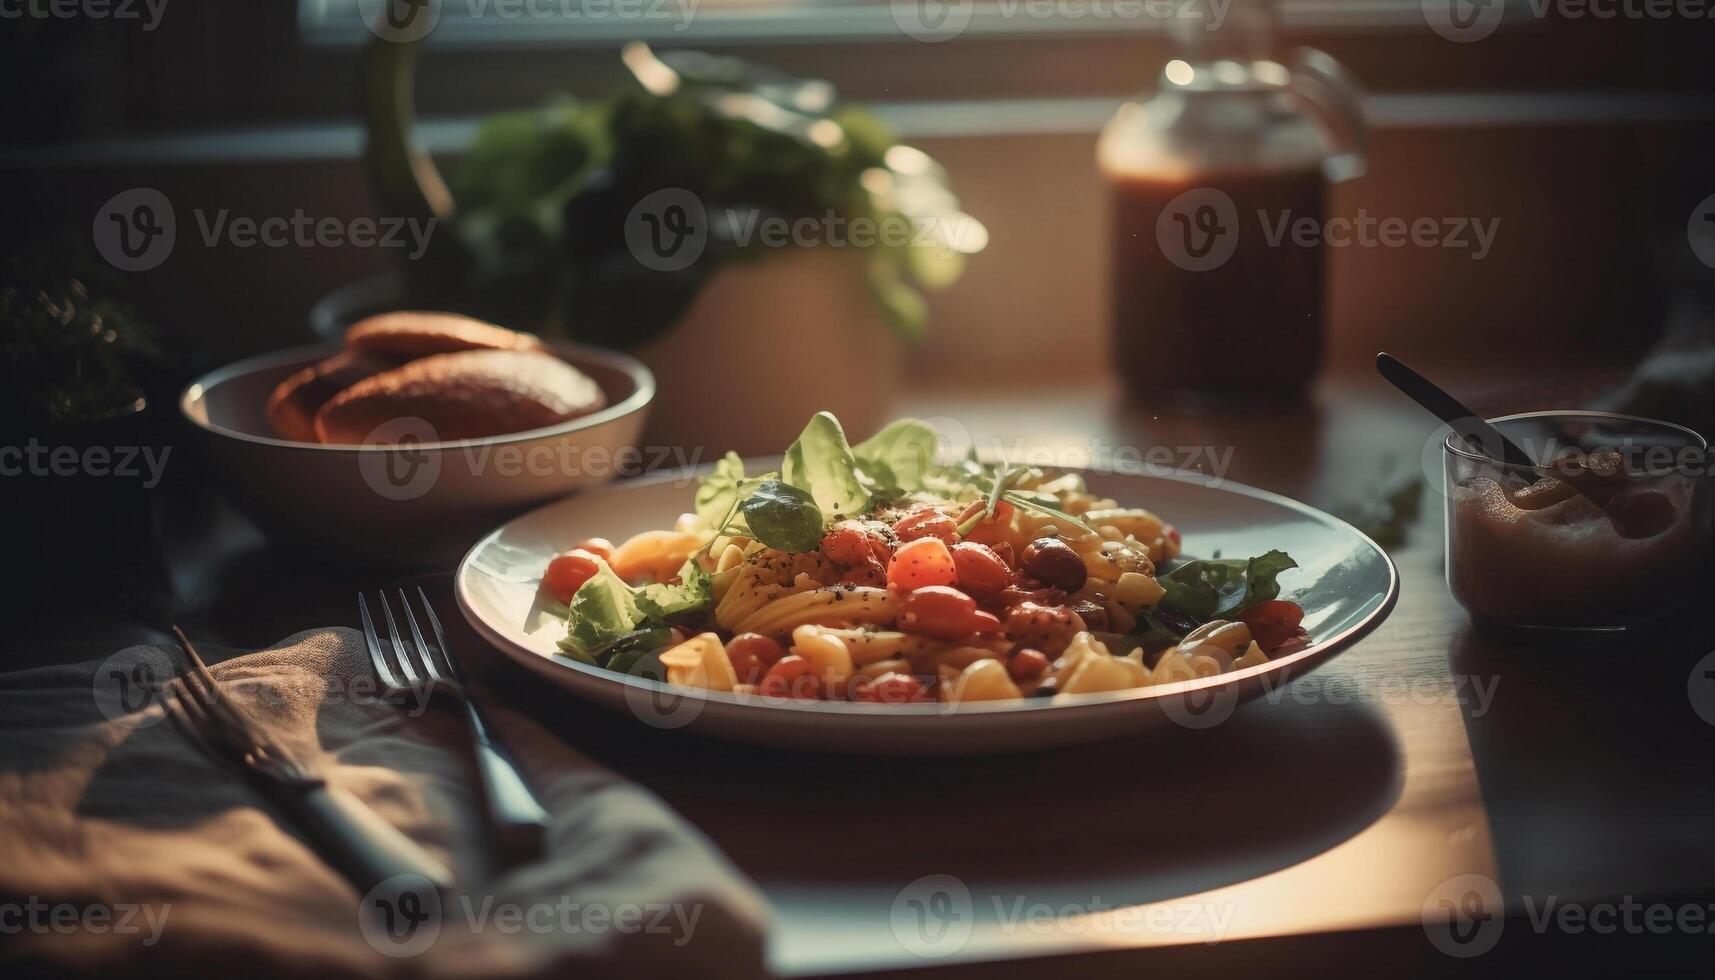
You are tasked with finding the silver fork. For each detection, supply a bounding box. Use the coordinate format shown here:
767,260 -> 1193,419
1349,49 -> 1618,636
360,587 -> 549,862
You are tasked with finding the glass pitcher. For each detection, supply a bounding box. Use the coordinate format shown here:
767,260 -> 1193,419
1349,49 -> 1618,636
1099,0 -> 1365,408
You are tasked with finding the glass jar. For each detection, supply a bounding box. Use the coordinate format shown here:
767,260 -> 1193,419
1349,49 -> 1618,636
1099,1 -> 1365,408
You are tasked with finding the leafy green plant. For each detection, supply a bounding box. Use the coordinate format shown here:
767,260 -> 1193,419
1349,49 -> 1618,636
0,255 -> 156,424
394,44 -> 984,346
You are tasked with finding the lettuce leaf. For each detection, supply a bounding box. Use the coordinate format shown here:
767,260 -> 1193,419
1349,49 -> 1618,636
782,412 -> 872,518
852,418 -> 939,492
559,558 -> 713,662
557,562 -> 646,663
636,558 -> 713,619
693,451 -> 746,530
1157,550 -> 1298,622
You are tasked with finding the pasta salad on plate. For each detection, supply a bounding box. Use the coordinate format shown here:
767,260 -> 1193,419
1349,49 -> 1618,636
540,413 -> 1308,707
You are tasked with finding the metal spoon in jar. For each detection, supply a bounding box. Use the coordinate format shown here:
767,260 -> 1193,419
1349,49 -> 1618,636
1374,352 -> 1654,535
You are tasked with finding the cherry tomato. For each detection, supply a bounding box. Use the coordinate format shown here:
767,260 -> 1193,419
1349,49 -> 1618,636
1166,527 -> 1182,554
950,542 -> 1011,598
1237,599 -> 1304,651
898,585 -> 980,640
760,655 -> 816,699
573,537 -> 615,562
820,520 -> 890,565
840,558 -> 889,588
887,537 -> 959,590
893,510 -> 959,544
725,633 -> 787,685
1004,602 -> 1086,655
955,499 -> 1015,529
1008,649 -> 1050,683
990,583 -> 1069,612
855,672 -> 926,704
543,549 -> 603,604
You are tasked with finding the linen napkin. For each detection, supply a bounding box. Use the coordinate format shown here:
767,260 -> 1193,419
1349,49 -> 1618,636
0,627 -> 769,979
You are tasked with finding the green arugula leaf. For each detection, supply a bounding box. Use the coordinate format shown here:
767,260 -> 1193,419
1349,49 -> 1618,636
741,479 -> 826,553
958,464 -> 1025,535
1002,490 -> 1096,535
781,412 -> 872,517
1157,550 -> 1298,622
852,418 -> 939,492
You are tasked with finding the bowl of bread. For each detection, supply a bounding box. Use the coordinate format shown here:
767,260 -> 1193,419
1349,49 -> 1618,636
181,312 -> 653,564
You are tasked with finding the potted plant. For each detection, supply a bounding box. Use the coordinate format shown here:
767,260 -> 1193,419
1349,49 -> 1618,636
1,255 -> 172,626
352,39 -> 985,454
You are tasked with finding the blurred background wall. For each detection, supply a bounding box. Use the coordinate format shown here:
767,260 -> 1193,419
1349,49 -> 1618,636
4,0 -> 1711,380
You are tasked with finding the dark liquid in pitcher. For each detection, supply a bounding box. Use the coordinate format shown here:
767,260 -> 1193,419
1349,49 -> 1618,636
1108,168 -> 1326,407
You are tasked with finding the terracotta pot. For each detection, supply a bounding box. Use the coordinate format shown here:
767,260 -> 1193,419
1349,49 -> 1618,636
632,247 -> 902,457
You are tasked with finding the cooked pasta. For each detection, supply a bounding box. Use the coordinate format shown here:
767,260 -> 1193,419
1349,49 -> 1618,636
542,412 -> 1307,708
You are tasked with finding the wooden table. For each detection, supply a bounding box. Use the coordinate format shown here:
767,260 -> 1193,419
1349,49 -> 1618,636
25,370 -> 1715,976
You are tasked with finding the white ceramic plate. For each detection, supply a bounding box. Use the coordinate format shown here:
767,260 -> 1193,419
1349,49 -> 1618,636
456,465 -> 1399,754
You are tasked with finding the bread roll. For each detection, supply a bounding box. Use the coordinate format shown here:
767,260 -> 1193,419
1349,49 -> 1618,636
265,351 -> 396,442
344,312 -> 543,360
312,349 -> 607,444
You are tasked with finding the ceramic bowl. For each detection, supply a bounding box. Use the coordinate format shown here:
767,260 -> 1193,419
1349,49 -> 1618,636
180,341 -> 653,565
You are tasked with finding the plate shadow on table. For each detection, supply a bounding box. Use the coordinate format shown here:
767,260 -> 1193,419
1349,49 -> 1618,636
479,647 -> 1404,911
